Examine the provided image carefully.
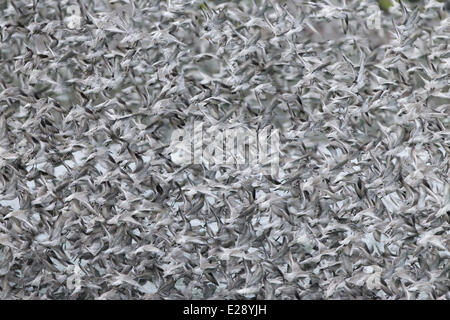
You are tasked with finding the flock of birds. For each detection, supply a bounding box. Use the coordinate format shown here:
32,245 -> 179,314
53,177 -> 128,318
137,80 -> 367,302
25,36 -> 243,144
0,0 -> 448,299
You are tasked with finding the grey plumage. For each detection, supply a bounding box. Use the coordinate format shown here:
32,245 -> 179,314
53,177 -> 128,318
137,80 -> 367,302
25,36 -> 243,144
0,0 -> 449,300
